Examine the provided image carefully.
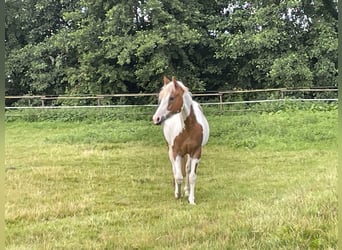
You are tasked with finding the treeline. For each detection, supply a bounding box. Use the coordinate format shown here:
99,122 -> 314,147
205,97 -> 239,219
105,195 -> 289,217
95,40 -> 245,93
5,0 -> 338,96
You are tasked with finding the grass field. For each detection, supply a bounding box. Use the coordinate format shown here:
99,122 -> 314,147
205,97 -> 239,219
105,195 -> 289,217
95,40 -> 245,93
5,107 -> 337,249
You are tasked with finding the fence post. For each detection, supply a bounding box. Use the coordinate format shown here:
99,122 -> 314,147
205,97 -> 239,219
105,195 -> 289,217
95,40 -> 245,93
41,96 -> 45,107
219,93 -> 223,111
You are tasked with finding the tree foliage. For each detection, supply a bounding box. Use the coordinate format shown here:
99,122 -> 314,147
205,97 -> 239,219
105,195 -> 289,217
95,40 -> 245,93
5,0 -> 337,96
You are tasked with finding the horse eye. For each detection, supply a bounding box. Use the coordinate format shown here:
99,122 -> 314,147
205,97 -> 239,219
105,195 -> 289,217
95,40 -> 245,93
169,96 -> 175,102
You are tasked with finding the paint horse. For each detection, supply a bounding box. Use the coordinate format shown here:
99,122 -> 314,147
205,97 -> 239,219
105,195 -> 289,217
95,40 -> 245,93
152,76 -> 209,204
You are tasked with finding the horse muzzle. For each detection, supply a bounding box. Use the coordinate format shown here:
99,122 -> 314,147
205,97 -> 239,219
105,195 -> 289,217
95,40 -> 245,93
153,112 -> 173,125
153,115 -> 164,125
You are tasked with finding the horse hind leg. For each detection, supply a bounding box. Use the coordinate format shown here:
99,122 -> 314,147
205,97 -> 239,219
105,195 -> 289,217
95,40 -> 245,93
183,154 -> 191,197
188,157 -> 199,205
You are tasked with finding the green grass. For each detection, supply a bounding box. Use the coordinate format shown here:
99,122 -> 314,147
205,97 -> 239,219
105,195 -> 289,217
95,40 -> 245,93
5,109 -> 337,249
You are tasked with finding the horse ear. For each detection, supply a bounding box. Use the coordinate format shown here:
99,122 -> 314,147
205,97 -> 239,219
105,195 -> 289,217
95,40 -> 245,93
172,76 -> 178,89
163,76 -> 170,85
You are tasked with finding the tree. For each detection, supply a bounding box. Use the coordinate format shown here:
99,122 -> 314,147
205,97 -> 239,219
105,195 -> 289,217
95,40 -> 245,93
214,0 -> 337,89
5,0 -> 79,95
5,0 -> 338,98
97,0 -> 217,92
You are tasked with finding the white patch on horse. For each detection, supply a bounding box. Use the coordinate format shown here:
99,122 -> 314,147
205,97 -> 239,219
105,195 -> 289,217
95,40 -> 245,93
163,113 -> 184,147
192,101 -> 210,146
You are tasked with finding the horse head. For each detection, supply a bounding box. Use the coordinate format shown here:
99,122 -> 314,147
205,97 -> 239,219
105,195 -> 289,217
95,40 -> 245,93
152,76 -> 186,125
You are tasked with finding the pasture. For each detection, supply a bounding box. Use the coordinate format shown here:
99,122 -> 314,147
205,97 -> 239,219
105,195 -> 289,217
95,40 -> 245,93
5,107 -> 337,249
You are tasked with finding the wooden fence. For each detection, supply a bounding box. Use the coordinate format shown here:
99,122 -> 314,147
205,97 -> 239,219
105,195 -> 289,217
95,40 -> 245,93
5,88 -> 338,110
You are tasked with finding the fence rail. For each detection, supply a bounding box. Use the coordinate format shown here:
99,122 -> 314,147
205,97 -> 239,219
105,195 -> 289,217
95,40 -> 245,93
5,87 -> 338,110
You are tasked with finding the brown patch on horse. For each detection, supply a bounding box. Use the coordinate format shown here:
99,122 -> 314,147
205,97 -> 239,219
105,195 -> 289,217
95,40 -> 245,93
172,105 -> 203,159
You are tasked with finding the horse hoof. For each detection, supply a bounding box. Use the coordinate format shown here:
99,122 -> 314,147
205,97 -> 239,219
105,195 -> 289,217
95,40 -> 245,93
175,193 -> 181,199
188,199 -> 196,205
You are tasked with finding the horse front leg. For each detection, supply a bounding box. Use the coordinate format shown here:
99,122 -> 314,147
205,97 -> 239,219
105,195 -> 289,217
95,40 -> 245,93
173,155 -> 183,199
168,148 -> 183,199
